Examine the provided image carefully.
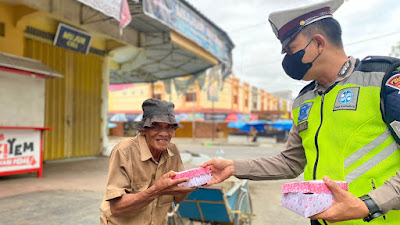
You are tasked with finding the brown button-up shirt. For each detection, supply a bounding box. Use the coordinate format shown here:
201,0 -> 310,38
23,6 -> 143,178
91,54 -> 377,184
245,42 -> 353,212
100,134 -> 184,225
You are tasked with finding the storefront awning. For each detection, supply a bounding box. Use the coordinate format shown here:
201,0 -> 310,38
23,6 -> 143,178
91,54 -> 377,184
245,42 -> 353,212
109,0 -> 234,84
0,53 -> 63,78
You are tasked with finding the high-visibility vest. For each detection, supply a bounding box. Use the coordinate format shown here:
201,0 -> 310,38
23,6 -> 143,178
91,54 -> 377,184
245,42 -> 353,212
292,70 -> 400,224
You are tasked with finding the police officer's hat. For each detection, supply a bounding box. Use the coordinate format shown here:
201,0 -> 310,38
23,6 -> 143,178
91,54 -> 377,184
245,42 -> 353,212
269,0 -> 344,53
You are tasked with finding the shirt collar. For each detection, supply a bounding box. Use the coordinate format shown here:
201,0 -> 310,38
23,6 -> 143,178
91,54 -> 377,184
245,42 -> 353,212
314,56 -> 356,92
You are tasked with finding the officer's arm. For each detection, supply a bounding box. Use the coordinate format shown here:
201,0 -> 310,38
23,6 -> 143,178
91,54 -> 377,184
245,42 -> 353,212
368,170 -> 400,214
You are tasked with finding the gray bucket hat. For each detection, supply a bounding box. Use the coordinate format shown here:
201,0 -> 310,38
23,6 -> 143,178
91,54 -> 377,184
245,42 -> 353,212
133,98 -> 179,130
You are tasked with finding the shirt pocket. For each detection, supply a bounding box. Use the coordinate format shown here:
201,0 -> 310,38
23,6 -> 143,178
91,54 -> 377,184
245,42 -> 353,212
158,195 -> 174,207
132,183 -> 148,193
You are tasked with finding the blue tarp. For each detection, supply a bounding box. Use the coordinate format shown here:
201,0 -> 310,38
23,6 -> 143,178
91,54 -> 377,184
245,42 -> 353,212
270,120 -> 293,131
227,121 -> 247,129
227,120 -> 267,132
227,120 -> 293,133
108,122 -> 117,129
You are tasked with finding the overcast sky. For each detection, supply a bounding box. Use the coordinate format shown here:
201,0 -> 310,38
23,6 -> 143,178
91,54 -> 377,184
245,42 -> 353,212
186,0 -> 400,98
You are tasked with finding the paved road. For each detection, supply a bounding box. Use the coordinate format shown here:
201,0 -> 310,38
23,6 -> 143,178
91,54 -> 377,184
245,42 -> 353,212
0,190 -> 103,225
0,138 -> 309,225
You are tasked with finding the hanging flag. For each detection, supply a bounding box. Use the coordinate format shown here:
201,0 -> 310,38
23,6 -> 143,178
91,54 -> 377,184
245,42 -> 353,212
120,0 -> 132,29
76,0 -> 132,31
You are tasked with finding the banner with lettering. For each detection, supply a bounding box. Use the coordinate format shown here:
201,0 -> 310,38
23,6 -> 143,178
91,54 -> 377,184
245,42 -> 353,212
53,23 -> 92,54
0,129 -> 41,173
142,0 -> 231,65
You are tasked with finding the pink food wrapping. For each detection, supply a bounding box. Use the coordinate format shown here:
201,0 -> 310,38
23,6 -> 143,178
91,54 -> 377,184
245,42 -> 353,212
171,167 -> 212,187
281,180 -> 348,217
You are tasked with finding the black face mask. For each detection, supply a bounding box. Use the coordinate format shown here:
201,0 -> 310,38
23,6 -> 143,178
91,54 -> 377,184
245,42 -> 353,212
282,39 -> 322,80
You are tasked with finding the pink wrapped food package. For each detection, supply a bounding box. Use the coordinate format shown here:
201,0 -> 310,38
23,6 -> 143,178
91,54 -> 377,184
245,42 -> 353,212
171,167 -> 212,187
281,180 -> 348,218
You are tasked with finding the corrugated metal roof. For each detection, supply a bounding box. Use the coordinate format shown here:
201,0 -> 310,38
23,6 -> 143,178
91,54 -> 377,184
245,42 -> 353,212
0,53 -> 63,78
109,42 -> 213,83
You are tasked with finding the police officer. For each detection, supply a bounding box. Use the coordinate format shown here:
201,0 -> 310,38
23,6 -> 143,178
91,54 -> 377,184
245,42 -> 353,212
201,0 -> 400,224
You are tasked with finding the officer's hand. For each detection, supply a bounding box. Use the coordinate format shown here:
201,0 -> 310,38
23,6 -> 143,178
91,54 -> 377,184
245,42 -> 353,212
154,171 -> 196,196
309,176 -> 370,223
200,159 -> 235,186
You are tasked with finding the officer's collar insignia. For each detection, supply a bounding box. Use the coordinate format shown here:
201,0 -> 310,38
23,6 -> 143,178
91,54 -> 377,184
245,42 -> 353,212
338,59 -> 351,77
385,73 -> 400,93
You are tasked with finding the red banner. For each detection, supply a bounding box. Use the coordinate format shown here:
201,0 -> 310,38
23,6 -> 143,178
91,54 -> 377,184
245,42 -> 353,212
0,156 -> 36,167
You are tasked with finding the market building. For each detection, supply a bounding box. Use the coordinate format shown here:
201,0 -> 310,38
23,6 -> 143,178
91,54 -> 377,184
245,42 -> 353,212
108,72 -> 293,139
0,0 -> 233,174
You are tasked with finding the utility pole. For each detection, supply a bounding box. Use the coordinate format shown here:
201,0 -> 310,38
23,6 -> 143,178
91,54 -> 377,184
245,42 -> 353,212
212,99 -> 215,142
151,82 -> 155,98
192,92 -> 195,141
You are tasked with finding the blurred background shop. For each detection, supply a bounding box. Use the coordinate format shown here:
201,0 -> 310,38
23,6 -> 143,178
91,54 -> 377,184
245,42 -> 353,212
0,0 -> 234,164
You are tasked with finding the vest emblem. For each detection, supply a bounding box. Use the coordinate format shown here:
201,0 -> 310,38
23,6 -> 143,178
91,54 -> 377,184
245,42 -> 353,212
386,73 -> 400,92
334,87 -> 360,111
297,102 -> 312,132
298,102 -> 313,123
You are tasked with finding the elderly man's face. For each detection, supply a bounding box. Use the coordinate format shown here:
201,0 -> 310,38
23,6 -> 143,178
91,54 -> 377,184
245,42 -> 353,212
142,122 -> 175,154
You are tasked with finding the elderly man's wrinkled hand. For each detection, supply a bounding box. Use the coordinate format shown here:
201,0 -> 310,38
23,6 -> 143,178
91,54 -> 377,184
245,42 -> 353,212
309,176 -> 370,223
154,170 -> 196,196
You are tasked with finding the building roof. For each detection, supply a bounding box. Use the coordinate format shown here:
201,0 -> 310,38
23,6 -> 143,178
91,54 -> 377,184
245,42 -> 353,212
0,53 -> 63,78
110,0 -> 234,84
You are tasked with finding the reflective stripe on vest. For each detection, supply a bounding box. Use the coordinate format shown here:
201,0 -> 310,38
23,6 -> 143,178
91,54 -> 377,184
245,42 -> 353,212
345,128 -> 398,183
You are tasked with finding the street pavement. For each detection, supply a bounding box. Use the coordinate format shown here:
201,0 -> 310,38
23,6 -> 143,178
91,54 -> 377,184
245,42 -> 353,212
0,137 -> 309,225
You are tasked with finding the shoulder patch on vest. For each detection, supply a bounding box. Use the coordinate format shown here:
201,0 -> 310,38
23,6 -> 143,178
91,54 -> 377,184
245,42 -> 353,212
385,73 -> 400,92
298,121 -> 308,132
298,102 -> 313,123
390,121 -> 400,138
334,87 -> 360,111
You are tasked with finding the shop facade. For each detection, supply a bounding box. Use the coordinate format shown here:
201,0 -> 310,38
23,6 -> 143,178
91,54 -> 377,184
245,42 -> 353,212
0,0 -> 233,164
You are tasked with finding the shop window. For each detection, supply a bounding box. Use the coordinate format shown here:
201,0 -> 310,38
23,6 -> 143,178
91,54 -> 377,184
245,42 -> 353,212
0,23 -> 4,37
185,93 -> 196,102
234,95 -> 238,104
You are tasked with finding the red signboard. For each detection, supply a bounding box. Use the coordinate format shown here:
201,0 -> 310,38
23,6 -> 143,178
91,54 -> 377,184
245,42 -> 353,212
0,128 -> 44,177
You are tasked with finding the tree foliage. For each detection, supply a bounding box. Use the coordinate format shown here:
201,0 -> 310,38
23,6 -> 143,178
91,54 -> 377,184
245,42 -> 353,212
390,41 -> 400,57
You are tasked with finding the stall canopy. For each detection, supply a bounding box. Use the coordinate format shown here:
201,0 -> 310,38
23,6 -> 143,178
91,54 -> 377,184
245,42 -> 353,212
0,53 -> 63,78
109,0 -> 234,84
228,120 -> 293,133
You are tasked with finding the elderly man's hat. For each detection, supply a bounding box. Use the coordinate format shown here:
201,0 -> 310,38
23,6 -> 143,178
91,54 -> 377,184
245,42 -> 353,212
269,0 -> 344,53
133,98 -> 179,130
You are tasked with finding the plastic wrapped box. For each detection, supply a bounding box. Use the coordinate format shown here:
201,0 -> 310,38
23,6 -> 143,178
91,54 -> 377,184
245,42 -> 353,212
171,167 -> 212,187
281,180 -> 348,217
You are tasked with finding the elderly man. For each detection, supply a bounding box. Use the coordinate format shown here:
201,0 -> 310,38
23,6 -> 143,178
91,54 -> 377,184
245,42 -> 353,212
201,0 -> 400,224
100,98 -> 195,225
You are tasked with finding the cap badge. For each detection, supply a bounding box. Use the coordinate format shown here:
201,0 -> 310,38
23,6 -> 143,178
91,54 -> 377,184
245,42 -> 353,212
300,20 -> 306,26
